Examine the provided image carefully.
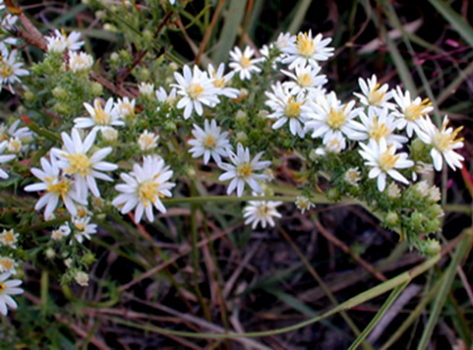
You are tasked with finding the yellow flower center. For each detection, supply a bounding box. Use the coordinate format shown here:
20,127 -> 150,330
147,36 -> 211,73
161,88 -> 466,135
47,179 -> 71,201
0,283 -> 5,291
236,163 -> 253,178
74,223 -> 85,231
433,122 -> 464,153
296,32 -> 315,58
369,117 -> 390,141
367,84 -> 386,105
0,258 -> 14,271
298,73 -> 312,87
284,98 -> 303,118
93,104 -> 111,125
187,83 -> 204,99
139,134 -> 156,150
240,56 -> 251,68
204,135 -> 216,149
0,63 -> 13,78
8,138 -> 21,153
327,107 -> 347,130
404,98 -> 431,122
378,146 -> 399,172
77,207 -> 88,217
346,170 -> 360,183
138,181 -> 163,206
120,103 -> 134,116
257,205 -> 269,216
1,231 -> 15,244
65,153 -> 92,177
213,77 -> 226,88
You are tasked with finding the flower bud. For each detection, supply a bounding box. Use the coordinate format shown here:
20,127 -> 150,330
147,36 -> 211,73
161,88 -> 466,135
81,252 -> 96,266
422,238 -> 441,256
74,271 -> 89,286
326,188 -> 341,202
90,82 -> 103,96
23,90 -> 35,102
52,86 -> 68,100
384,211 -> 399,226
235,132 -> 247,145
163,121 -> 177,132
235,110 -> 247,125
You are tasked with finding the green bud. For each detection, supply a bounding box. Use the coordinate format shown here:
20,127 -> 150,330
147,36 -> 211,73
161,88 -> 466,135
90,82 -> 103,96
119,49 -> 132,62
54,102 -> 71,115
163,121 -> 177,132
235,132 -> 247,145
135,67 -> 150,82
423,218 -> 441,234
258,110 -> 269,120
44,248 -> 56,259
422,238 -> 441,256
23,90 -> 35,102
52,86 -> 68,100
110,52 -> 119,63
426,204 -> 444,220
410,211 -> 425,232
235,110 -> 247,126
410,138 -> 428,158
169,62 -> 179,72
81,252 -> 96,266
142,30 -> 153,43
384,211 -> 399,226
186,167 -> 196,178
326,188 -> 341,202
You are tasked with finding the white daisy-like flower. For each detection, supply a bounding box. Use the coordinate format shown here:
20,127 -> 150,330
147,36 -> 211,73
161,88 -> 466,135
72,216 -> 97,243
359,138 -> 414,192
45,35 -> 67,53
0,272 -> 23,316
138,130 -> 159,151
228,46 -> 263,81
156,86 -> 178,106
0,120 -> 33,144
350,108 -> 408,148
1,15 -> 19,46
275,32 -> 294,51
115,97 -> 136,120
6,136 -> 21,154
416,116 -> 464,171
295,196 -> 315,213
0,140 -> 15,178
353,75 -> 395,111
101,127 -> 118,143
75,98 -> 124,131
112,155 -> 175,223
0,45 -> 29,93
411,161 -> 434,181
265,82 -> 307,137
304,92 -> 364,143
0,257 -> 17,274
243,193 -> 282,229
392,87 -> 434,137
218,143 -> 271,197
0,229 -> 18,249
52,224 -> 71,240
139,82 -> 155,97
281,30 -> 334,69
207,63 -> 239,98
172,65 -> 220,119
51,128 -> 118,200
344,167 -> 361,187
315,131 -> 346,155
281,62 -> 327,96
188,119 -> 230,164
24,156 -> 85,219
53,29 -> 84,51
68,51 -> 93,73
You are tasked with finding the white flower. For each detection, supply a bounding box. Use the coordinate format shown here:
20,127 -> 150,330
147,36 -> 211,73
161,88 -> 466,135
353,75 -> 395,111
112,156 -> 175,223
387,182 -> 401,198
138,130 -> 159,151
6,136 -> 21,153
75,98 -> 123,131
218,143 -> 271,197
24,156 -> 86,219
344,167 -> 361,187
51,128 -> 118,200
0,272 -> 23,316
139,82 -> 154,97
415,181 -> 441,202
188,119 -> 230,164
172,65 -> 220,119
46,35 -> 67,53
295,196 -> 315,213
68,51 -> 93,72
156,86 -> 177,106
115,97 -> 136,119
0,45 -> 29,92
412,161 -> 434,181
0,120 -> 34,146
265,82 -> 307,137
72,216 -> 97,243
0,257 -> 17,274
416,116 -> 464,171
350,108 -> 407,148
281,30 -> 334,69
304,92 -> 364,143
228,46 -> 263,81
392,87 -> 433,137
315,131 -> 346,155
0,229 -> 18,249
74,271 -> 89,286
359,138 -> 414,192
275,32 -> 294,51
0,140 -> 15,178
52,224 -> 70,240
101,127 -> 118,142
281,63 -> 327,96
207,63 -> 239,98
243,193 -> 282,229
54,29 -> 84,51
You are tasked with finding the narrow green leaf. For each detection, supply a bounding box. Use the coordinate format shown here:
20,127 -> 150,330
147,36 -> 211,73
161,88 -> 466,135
21,115 -> 61,143
212,0 -> 248,63
418,233 -> 473,349
349,281 -> 409,350
427,0 -> 473,48
287,0 -> 312,35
